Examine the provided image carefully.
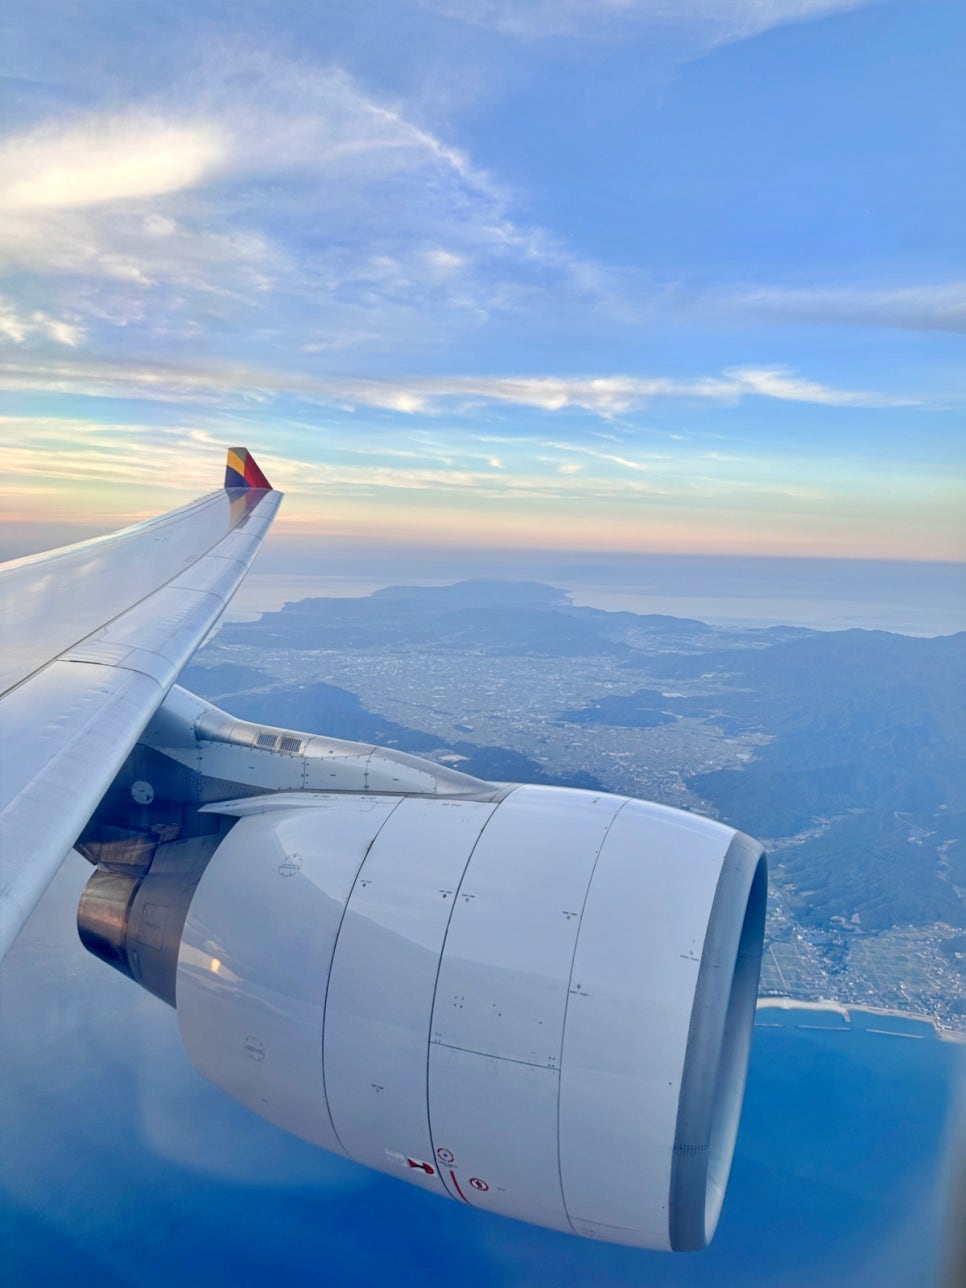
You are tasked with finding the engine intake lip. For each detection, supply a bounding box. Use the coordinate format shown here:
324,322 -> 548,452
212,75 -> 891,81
668,832 -> 767,1251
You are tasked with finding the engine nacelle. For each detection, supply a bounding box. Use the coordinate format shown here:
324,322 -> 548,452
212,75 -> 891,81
105,783 -> 764,1251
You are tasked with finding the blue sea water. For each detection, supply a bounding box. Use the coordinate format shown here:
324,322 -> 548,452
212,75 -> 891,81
1,856 -> 962,1288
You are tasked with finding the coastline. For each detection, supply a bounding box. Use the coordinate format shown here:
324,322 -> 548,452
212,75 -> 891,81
756,996 -> 966,1044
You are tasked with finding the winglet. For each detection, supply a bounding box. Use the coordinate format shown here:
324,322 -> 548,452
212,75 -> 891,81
225,448 -> 273,491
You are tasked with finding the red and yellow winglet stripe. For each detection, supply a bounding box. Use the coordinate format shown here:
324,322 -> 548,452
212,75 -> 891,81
225,448 -> 272,491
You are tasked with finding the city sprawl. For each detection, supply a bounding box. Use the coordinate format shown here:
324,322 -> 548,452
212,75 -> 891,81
186,581 -> 965,1035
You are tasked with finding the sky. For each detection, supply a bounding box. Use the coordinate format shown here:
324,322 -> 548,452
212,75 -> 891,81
0,0 -> 963,561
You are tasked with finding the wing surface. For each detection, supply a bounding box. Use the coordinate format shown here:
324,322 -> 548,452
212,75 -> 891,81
0,450 -> 282,959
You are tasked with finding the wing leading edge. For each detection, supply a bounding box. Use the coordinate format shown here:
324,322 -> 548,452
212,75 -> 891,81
0,449 -> 281,960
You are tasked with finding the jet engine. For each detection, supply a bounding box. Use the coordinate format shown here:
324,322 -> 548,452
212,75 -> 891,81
76,688 -> 766,1252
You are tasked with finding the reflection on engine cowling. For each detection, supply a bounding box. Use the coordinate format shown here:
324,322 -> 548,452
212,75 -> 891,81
78,831 -> 228,1007
120,783 -> 764,1252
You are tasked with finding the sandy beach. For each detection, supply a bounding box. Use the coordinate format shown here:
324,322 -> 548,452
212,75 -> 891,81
756,996 -> 966,1044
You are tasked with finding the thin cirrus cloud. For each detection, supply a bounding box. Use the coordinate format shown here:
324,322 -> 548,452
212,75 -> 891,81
4,416 -> 957,566
0,417 -> 872,508
322,368 -> 918,413
0,354 -> 921,413
718,283 -> 966,334
420,0 -> 876,44
0,49 -> 953,370
0,66 -> 619,361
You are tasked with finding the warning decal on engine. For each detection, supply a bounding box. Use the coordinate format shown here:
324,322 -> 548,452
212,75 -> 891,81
385,1149 -> 436,1175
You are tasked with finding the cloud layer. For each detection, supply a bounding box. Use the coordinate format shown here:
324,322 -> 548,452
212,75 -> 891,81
4,413 -> 959,563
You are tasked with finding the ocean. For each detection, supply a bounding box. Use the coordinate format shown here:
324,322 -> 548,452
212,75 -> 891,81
0,856 -> 962,1287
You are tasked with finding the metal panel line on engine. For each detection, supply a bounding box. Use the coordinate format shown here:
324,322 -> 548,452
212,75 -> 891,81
317,795 -> 407,1158
553,796 -> 630,1237
422,787 -> 519,1206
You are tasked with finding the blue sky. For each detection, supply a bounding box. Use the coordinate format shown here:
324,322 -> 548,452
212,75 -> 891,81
0,0 -> 963,558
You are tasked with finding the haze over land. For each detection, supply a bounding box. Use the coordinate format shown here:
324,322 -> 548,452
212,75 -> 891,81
219,544 -> 966,637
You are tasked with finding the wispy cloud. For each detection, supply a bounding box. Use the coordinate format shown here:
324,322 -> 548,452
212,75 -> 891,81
421,0 -> 875,45
0,415 -> 800,505
0,297 -> 83,347
0,27 -> 951,398
0,355 -> 921,412
4,414 -> 960,561
718,367 -> 907,407
717,282 -> 966,334
0,58 -> 621,362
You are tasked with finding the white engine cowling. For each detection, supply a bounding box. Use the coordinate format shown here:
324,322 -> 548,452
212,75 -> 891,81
175,784 -> 766,1251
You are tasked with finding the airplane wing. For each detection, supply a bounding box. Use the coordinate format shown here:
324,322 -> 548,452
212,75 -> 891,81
0,448 -> 282,959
